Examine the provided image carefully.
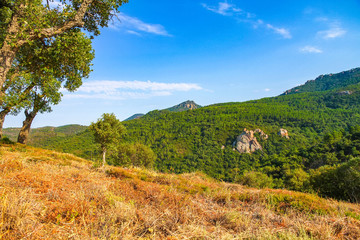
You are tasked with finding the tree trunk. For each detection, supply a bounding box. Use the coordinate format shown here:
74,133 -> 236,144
0,5 -> 21,96
0,47 -> 17,99
102,148 -> 107,167
17,109 -> 37,144
0,108 -> 11,139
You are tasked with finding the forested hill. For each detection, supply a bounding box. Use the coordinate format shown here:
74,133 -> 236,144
123,100 -> 201,121
3,68 -> 360,201
282,67 -> 360,95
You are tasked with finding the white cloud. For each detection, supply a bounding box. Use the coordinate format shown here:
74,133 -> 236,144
66,91 -> 172,100
65,80 -> 203,100
126,30 -> 142,36
300,46 -> 323,54
266,24 -> 292,39
264,88 -> 271,92
110,13 -> 171,37
201,2 -> 242,16
318,27 -> 346,39
202,1 -> 291,39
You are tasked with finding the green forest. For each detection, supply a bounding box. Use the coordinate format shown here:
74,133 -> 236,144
4,68 -> 360,202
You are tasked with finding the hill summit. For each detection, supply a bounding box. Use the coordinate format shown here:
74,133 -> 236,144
282,67 -> 360,95
166,100 -> 202,112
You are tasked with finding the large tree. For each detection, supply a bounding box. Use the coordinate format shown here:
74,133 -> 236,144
0,29 -> 94,137
0,0 -> 127,104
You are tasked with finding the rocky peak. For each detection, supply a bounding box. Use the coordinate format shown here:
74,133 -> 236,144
167,100 -> 202,112
233,128 -> 264,153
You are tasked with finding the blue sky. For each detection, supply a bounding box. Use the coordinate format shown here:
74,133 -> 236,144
5,0 -> 360,128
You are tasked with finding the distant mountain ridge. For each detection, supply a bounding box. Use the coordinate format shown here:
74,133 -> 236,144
123,100 -> 202,121
282,67 -> 360,95
3,124 -> 87,143
124,113 -> 145,121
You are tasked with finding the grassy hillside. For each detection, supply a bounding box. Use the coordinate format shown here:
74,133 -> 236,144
1,144 -> 359,239
3,124 -> 87,143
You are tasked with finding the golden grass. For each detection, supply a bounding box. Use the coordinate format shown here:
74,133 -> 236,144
0,143 -> 359,239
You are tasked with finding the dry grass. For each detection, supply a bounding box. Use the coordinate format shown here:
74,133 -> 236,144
0,143 -> 359,239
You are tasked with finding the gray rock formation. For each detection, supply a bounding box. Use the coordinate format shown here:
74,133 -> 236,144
254,129 -> 268,140
233,128 -> 263,153
278,128 -> 289,139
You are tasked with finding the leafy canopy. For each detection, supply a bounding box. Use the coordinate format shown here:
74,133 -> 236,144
89,113 -> 126,150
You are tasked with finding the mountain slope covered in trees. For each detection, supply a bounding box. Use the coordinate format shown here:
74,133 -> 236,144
282,67 -> 360,95
3,68 -> 360,201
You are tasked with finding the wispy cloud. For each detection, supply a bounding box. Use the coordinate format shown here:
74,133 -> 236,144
314,18 -> 346,39
201,2 -> 242,16
65,80 -> 202,100
318,27 -> 346,39
110,13 -> 171,37
266,24 -> 292,39
300,46 -> 323,54
202,1 -> 291,39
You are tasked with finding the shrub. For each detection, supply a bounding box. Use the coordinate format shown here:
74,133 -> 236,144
111,143 -> 156,168
310,158 -> 360,202
237,171 -> 274,189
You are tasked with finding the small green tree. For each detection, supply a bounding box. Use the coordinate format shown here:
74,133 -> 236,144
89,113 -> 126,167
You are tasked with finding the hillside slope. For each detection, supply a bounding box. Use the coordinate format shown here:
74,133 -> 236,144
4,68 -> 360,194
1,144 -> 359,239
3,124 -> 87,143
282,67 -> 360,95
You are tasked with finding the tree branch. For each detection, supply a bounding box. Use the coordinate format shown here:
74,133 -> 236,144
27,0 -> 94,42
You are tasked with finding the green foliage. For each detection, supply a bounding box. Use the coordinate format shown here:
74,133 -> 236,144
90,113 -> 125,150
283,168 -> 309,191
89,113 -> 126,165
283,67 -> 360,95
310,158 -> 360,202
7,68 -> 360,201
0,0 -> 127,140
0,136 -> 13,144
110,142 -> 156,168
236,171 -> 274,189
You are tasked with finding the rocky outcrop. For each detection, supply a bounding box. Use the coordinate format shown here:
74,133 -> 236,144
278,128 -> 289,139
167,100 -> 202,112
233,128 -> 263,153
337,90 -> 353,95
254,129 -> 268,140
